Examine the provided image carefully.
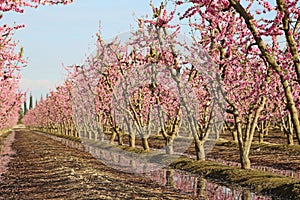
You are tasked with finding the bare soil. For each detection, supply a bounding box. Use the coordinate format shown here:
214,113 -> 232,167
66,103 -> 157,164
0,129 -> 193,200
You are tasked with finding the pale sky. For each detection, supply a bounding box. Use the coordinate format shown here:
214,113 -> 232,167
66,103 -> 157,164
2,0 -> 166,100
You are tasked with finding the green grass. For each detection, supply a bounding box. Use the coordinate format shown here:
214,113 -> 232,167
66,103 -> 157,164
169,156 -> 300,199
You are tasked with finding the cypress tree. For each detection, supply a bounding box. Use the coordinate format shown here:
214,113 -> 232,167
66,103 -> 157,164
24,101 -> 28,115
29,93 -> 33,109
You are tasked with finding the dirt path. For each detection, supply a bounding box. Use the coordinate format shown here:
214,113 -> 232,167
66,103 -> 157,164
0,129 -> 193,200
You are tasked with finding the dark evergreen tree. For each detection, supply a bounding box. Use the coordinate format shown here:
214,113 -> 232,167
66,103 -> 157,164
23,101 -> 28,116
29,93 -> 33,110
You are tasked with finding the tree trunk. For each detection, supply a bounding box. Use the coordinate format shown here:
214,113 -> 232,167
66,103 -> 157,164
71,126 -> 75,137
141,137 -> 150,151
287,132 -> 294,145
240,150 -> 251,169
236,116 -> 251,170
265,120 -> 270,136
74,129 -> 78,138
286,99 -> 300,145
195,140 -> 205,161
265,127 -> 269,136
58,126 -> 61,135
232,131 -> 238,142
283,114 -> 295,145
127,121 -> 135,147
129,133 -> 135,148
117,130 -> 123,145
165,142 -> 174,155
110,131 -> 116,144
165,137 -> 174,155
259,131 -> 264,143
225,121 -> 238,142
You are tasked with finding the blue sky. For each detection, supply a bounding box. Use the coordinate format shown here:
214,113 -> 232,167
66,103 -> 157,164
2,0 -> 166,100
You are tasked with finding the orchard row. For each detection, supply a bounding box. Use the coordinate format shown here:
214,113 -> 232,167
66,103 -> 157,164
2,0 -> 300,170
0,0 -> 73,131
23,1 -> 300,169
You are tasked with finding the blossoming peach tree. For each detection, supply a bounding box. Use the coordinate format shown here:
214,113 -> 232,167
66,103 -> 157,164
23,0 -> 300,171
0,0 -> 73,131
177,0 -> 300,169
23,2 -> 224,172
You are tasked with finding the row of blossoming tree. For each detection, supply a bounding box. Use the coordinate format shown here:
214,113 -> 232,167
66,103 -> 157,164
23,1 -> 300,170
0,1 -> 73,132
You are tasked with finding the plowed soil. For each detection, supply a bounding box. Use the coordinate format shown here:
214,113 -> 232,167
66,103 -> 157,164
0,130 -> 193,200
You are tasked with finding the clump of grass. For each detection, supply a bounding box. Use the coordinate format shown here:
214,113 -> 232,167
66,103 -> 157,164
266,183 -> 300,199
169,156 -> 300,198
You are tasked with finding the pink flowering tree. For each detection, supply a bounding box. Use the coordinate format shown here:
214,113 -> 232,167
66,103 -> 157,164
68,65 -> 99,140
0,0 -> 73,130
0,74 -> 24,130
177,0 -> 300,145
23,81 -> 76,136
176,0 -> 292,169
0,23 -> 25,130
120,2 -> 224,158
